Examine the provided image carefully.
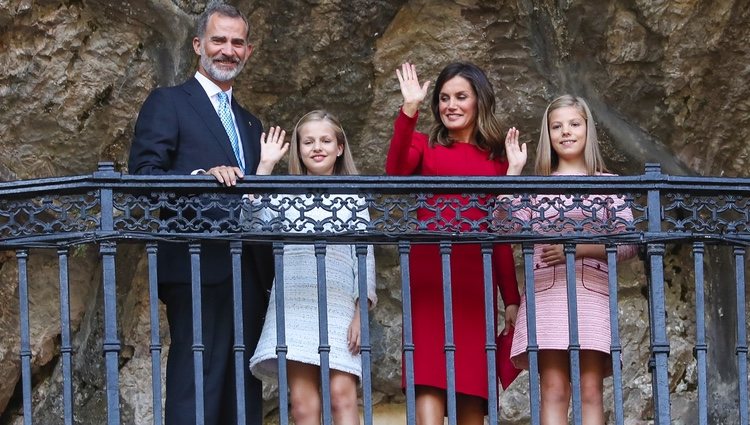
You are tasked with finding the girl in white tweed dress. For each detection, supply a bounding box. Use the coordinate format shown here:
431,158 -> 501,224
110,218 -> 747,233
248,110 -> 377,425
503,95 -> 637,425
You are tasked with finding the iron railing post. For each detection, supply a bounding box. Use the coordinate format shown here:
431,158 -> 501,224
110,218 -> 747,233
645,163 -> 671,424
692,242 -> 708,425
17,249 -> 32,425
564,243 -> 582,425
734,246 -> 748,424
606,245 -> 625,425
272,242 -> 290,425
356,243 -> 375,425
95,162 -> 121,425
57,247 -> 74,425
481,243 -> 498,424
523,242 -> 541,425
399,241 -> 416,425
439,241 -> 457,425
146,243 -> 163,425
230,241 -> 247,425
189,242 -> 205,424
315,241 -> 333,425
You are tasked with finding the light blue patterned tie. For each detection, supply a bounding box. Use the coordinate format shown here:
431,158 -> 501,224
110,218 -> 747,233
217,91 -> 245,172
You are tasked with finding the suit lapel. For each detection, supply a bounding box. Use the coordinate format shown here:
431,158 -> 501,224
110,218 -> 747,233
183,78 -> 240,168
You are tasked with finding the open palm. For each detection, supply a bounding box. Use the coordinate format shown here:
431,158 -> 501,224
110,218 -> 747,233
256,126 -> 288,175
504,127 -> 526,175
396,62 -> 430,105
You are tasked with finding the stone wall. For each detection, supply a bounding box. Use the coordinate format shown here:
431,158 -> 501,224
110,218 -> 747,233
1,0 -> 750,423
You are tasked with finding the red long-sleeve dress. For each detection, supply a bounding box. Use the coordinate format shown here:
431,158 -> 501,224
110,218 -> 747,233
385,109 -> 521,401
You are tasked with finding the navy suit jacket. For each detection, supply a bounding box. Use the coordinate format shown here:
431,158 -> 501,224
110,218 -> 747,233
129,77 -> 271,288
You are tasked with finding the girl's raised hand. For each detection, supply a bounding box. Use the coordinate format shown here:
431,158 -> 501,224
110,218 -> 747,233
257,126 -> 289,175
505,127 -> 526,176
396,62 -> 430,117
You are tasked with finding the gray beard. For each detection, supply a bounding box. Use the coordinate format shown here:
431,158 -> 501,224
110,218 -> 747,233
199,50 -> 246,82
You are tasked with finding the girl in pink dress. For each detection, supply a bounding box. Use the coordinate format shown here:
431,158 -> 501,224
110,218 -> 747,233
386,62 -> 521,425
503,95 -> 637,424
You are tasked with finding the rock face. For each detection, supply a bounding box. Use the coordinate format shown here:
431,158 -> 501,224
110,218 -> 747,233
1,0 -> 750,423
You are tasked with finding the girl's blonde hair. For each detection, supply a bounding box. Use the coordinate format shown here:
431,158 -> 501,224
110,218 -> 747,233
288,110 -> 358,175
534,95 -> 608,175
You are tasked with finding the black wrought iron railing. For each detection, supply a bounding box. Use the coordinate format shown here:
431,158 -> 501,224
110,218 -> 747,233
1,162 -> 749,424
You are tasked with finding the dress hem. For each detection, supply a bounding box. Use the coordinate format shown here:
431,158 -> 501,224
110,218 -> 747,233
250,355 -> 362,383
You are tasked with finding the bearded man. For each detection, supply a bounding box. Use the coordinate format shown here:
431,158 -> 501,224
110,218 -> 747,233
128,3 -> 271,424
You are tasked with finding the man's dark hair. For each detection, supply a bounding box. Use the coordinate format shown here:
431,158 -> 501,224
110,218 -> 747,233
195,2 -> 249,41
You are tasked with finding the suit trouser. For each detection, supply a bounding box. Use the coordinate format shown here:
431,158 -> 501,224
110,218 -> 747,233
160,277 -> 265,425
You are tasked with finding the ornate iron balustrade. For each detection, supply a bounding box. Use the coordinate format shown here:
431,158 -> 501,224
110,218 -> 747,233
1,162 -> 749,424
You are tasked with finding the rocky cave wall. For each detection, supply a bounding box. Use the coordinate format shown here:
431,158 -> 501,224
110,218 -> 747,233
1,0 -> 750,423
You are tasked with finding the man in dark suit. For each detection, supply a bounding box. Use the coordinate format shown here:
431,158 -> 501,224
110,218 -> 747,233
128,3 -> 270,424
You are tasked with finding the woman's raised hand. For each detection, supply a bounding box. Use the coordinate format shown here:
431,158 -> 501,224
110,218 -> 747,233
396,62 -> 430,117
256,126 -> 289,175
504,127 -> 526,176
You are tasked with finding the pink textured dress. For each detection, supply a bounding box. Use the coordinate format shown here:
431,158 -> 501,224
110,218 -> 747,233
508,175 -> 638,374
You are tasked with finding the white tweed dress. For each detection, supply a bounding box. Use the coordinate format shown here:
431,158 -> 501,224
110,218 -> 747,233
247,194 -> 377,382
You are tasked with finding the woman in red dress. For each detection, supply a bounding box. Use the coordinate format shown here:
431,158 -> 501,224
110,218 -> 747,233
385,62 -> 521,425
